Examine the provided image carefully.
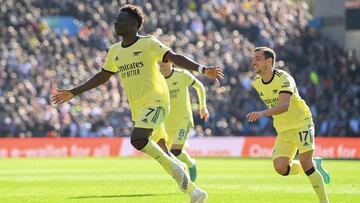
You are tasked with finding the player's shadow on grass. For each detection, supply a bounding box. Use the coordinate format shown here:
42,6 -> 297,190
69,193 -> 178,199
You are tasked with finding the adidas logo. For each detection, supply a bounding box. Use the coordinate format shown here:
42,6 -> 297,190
133,51 -> 142,56
303,142 -> 309,146
173,82 -> 178,85
273,89 -> 278,94
142,118 -> 148,123
260,92 -> 264,96
115,56 -> 119,61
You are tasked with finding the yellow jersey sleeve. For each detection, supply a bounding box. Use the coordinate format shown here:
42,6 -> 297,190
182,70 -> 206,109
192,78 -> 207,109
278,72 -> 295,94
251,75 -> 261,94
148,36 -> 170,62
102,44 -> 118,73
182,70 -> 196,86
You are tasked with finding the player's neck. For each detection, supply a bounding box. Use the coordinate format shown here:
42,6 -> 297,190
121,33 -> 139,47
260,68 -> 274,83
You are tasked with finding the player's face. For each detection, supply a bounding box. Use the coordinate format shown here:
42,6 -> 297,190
114,12 -> 138,36
251,51 -> 267,74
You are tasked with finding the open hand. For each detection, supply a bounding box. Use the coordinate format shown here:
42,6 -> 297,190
203,65 -> 224,84
199,107 -> 209,121
246,111 -> 263,122
51,88 -> 74,104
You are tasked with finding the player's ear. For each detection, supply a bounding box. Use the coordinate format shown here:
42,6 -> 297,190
128,18 -> 138,30
266,58 -> 273,66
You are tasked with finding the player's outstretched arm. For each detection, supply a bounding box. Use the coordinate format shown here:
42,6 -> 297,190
192,78 -> 209,121
246,92 -> 291,122
51,70 -> 113,104
164,51 -> 224,83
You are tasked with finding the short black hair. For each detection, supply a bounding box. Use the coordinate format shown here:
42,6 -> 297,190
120,4 -> 144,30
254,47 -> 276,67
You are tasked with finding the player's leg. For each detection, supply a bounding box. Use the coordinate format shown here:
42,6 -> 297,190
130,127 -> 174,176
131,107 -> 185,188
171,145 -> 197,182
314,157 -> 330,184
157,138 -> 185,169
300,150 -> 329,203
298,126 -> 329,203
132,107 -> 206,201
157,138 -> 184,166
153,127 -> 207,202
169,122 -> 197,181
273,130 -> 301,176
132,127 -> 196,192
157,138 -> 170,154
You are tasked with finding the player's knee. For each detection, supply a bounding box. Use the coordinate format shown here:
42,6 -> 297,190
130,128 -> 153,150
274,162 -> 289,176
130,137 -> 149,151
170,149 -> 182,156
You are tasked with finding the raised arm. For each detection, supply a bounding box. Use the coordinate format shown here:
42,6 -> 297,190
51,70 -> 113,104
260,92 -> 291,117
192,78 -> 209,121
164,51 -> 224,83
246,92 -> 291,122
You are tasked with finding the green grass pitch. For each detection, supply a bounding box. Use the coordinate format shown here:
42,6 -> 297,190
0,157 -> 359,203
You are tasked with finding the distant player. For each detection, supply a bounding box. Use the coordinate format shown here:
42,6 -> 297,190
51,4 -> 224,202
246,47 -> 330,203
159,62 -> 209,182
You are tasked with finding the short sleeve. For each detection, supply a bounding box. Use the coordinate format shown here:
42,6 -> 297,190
279,73 -> 295,94
102,47 -> 117,73
182,70 -> 196,86
148,36 -> 171,62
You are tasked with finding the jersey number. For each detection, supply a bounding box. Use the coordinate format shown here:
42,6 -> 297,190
145,107 -> 163,124
298,130 -> 313,145
178,129 -> 185,140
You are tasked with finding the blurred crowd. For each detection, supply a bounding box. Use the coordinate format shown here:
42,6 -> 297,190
1,0 -> 359,138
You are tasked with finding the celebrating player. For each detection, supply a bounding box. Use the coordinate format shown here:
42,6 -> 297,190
159,62 -> 209,182
246,47 -> 330,203
51,4 -> 223,203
